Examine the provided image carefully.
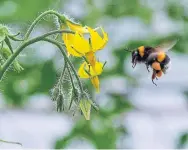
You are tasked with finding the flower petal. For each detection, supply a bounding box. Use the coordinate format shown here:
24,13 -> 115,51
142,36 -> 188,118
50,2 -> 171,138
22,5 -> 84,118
63,33 -> 82,57
85,51 -> 96,67
78,62 -> 90,78
66,20 -> 88,33
78,61 -> 103,78
63,31 -> 91,57
95,61 -> 103,75
87,26 -> 108,52
91,76 -> 100,93
71,32 -> 90,54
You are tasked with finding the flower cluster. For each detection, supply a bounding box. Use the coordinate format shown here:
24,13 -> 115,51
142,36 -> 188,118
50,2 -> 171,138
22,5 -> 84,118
62,19 -> 108,92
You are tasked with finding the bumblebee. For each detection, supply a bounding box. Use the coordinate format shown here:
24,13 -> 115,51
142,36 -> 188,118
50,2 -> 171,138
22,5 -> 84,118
126,39 -> 177,85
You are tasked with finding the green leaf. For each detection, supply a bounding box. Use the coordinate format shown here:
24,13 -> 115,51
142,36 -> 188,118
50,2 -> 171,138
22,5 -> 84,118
79,99 -> 91,120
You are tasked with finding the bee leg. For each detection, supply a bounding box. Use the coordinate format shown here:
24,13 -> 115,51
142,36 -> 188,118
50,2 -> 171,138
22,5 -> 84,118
152,79 -> 157,86
145,62 -> 150,72
132,62 -> 137,68
132,64 -> 135,68
146,65 -> 150,72
147,67 -> 150,72
132,57 -> 138,68
152,70 -> 157,86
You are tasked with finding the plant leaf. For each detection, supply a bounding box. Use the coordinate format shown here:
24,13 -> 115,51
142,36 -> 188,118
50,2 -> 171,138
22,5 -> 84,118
79,99 -> 91,120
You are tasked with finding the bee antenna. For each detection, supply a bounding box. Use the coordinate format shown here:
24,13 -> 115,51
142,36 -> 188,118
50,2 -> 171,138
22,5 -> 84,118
124,47 -> 132,52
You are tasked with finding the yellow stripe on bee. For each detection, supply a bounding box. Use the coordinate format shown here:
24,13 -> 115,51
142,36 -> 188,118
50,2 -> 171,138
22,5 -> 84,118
152,62 -> 161,70
138,46 -> 145,57
156,70 -> 163,77
157,52 -> 166,62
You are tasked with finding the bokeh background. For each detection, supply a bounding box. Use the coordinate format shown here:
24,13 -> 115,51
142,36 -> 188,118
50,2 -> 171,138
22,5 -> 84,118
0,0 -> 188,149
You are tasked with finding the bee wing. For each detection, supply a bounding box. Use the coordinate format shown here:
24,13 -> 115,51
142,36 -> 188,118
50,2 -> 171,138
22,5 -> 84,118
154,39 -> 178,52
146,52 -> 158,63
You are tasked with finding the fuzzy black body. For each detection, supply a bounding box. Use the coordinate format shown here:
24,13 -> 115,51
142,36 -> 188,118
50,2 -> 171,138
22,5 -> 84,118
160,55 -> 170,70
137,46 -> 154,63
146,53 -> 170,71
132,46 -> 154,68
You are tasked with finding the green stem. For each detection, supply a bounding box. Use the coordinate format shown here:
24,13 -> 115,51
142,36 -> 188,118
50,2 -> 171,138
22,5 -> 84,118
5,37 -> 13,53
67,64 -> 76,90
24,10 -> 63,40
0,139 -> 22,146
67,65 -> 77,109
0,30 -> 74,80
42,38 -> 84,94
8,35 -> 23,41
59,61 -> 67,82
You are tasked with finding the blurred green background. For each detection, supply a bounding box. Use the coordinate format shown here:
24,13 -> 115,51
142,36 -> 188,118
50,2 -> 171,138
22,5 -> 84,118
0,0 -> 188,149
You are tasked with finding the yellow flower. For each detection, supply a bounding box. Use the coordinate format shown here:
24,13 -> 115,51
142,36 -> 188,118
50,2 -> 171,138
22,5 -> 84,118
62,21 -> 108,58
62,20 -> 88,57
70,26 -> 108,54
78,61 -> 103,92
86,26 -> 108,52
61,20 -> 108,92
63,32 -> 90,57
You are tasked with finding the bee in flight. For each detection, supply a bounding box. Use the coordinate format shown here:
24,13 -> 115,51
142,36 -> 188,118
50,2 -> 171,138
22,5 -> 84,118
125,39 -> 178,85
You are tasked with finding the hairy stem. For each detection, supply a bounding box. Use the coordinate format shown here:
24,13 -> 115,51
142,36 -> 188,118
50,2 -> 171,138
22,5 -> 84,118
67,65 -> 76,90
59,61 -> 67,82
0,30 -> 74,80
24,10 -> 63,40
42,38 -> 84,94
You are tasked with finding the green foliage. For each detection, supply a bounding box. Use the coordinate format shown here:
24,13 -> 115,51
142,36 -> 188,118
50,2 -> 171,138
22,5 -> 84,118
0,0 -> 55,22
0,60 -> 56,106
105,0 -> 152,24
55,111 -> 127,149
167,1 -> 184,20
177,132 -> 188,149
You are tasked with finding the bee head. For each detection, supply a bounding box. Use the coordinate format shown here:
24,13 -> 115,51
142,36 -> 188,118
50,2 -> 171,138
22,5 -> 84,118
132,50 -> 138,64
